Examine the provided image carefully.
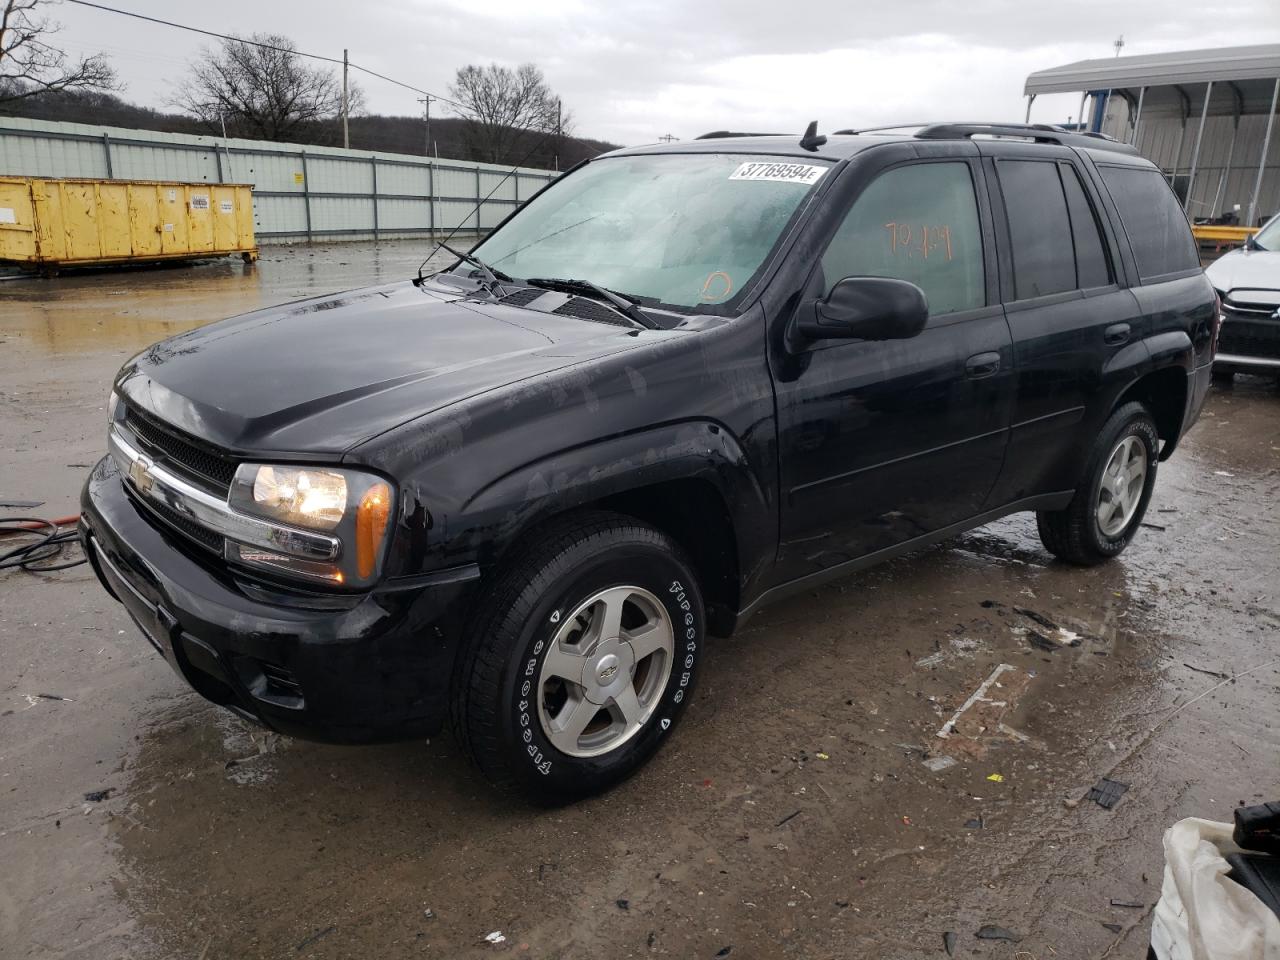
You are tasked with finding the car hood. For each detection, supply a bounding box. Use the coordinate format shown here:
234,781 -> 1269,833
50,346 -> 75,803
1205,247 -> 1280,295
115,279 -> 656,456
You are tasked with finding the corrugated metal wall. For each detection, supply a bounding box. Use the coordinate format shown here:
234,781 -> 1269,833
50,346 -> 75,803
0,117 -> 559,243
1100,104 -> 1279,225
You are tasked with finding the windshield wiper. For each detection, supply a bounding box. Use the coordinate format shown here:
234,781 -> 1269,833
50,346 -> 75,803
525,277 -> 659,329
440,242 -> 513,295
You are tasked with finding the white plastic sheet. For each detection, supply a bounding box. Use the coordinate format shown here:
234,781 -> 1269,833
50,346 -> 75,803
1151,817 -> 1280,960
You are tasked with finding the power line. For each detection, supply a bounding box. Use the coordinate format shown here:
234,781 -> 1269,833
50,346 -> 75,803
63,0 -> 609,165
63,0 -> 465,110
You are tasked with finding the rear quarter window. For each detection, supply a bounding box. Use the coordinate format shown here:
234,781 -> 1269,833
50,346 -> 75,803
1097,165 -> 1200,281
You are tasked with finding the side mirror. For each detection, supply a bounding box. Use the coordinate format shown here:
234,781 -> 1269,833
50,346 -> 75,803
796,276 -> 929,342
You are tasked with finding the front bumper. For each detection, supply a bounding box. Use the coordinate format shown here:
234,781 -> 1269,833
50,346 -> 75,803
80,456 -> 478,743
1216,305 -> 1280,371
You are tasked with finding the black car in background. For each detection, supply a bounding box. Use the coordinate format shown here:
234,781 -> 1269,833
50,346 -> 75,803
81,122 -> 1217,802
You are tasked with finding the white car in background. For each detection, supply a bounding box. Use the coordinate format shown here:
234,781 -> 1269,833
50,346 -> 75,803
1205,213 -> 1280,379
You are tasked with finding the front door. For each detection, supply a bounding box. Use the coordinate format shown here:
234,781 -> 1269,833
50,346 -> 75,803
771,150 -> 1013,584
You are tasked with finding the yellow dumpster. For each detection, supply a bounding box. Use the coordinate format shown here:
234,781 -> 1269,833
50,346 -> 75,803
0,177 -> 258,273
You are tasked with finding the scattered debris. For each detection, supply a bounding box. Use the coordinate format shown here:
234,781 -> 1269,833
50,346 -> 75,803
1086,778 -> 1129,810
423,908 -> 435,920
915,652 -> 946,669
34,693 -> 74,702
1110,899 -> 1144,909
979,600 -> 1002,609
1027,630 -> 1059,652
483,931 -> 506,945
964,817 -> 984,830
776,810 -> 801,828
1140,522 -> 1166,531
942,930 -> 958,955
1013,606 -> 1059,631
936,663 -> 1016,739
1183,663 -> 1229,680
1101,921 -> 1123,933
616,899 -> 629,911
901,816 -> 912,826
0,499 -> 44,509
1063,797 -> 1081,810
1213,470 -> 1234,477
922,756 -> 956,773
997,723 -> 1031,743
815,752 -> 830,760
295,926 -> 336,950
83,788 -> 113,802
986,773 -> 1005,783
715,948 -> 732,958
1157,507 -> 1177,513
975,925 -> 1023,942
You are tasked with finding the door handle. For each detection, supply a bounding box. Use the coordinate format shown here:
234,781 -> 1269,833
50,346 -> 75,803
965,351 -> 1001,379
1104,323 -> 1131,346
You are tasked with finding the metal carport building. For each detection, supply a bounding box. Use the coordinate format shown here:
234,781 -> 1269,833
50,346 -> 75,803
1024,45 -> 1279,228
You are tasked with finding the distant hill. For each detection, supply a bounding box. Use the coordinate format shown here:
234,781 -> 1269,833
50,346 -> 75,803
0,88 -> 618,169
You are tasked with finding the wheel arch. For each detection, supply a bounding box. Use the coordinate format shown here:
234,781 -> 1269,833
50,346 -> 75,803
1113,365 -> 1189,461
461,420 -> 771,636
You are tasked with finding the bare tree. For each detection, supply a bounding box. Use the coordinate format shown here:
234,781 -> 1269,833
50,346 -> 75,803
448,63 -> 569,165
172,33 -> 361,142
0,0 -> 117,105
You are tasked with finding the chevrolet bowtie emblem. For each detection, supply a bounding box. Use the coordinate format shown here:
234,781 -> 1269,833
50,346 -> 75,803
128,455 -> 155,495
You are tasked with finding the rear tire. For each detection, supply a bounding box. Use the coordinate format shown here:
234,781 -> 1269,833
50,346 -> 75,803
1036,402 -> 1159,566
450,511 -> 704,804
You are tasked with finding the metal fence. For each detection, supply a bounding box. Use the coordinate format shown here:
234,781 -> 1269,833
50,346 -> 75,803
0,117 -> 559,243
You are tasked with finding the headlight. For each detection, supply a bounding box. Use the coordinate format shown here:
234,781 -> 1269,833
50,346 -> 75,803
228,464 -> 394,588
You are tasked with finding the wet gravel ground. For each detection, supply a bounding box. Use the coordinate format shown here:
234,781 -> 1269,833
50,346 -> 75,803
1,241 -> 1278,960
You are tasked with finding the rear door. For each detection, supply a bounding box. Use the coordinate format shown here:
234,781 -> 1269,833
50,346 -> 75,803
771,143 -> 1013,582
981,143 -> 1144,505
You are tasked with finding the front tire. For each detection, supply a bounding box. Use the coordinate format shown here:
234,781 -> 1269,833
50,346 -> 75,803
1036,402 -> 1159,566
450,512 -> 705,803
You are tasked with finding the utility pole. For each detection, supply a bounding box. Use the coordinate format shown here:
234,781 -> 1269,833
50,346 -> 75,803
418,95 -> 434,157
555,98 -> 562,171
342,49 -> 350,149
1114,35 -> 1125,57
658,133 -> 677,143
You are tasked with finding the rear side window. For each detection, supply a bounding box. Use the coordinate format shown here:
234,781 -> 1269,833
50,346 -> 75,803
820,161 -> 985,316
1060,165 -> 1111,288
1098,165 -> 1200,280
997,160 -> 1077,299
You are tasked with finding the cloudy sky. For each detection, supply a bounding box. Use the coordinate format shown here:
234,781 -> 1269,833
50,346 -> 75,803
54,0 -> 1280,148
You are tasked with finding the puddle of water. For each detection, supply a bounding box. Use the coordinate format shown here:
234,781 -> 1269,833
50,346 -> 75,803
0,240 -> 466,359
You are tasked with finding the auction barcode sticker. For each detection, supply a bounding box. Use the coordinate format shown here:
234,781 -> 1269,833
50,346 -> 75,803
729,161 -> 828,185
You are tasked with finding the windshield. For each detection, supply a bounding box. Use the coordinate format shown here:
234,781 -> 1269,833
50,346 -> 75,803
470,153 -> 833,311
1253,213 -> 1280,251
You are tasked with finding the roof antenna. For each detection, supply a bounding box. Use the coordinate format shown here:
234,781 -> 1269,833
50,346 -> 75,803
799,120 -> 826,152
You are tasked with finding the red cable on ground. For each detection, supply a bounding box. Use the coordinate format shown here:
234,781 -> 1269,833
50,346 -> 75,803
0,515 -> 81,533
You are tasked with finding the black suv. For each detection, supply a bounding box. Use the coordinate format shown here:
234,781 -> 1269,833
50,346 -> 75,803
81,123 -> 1217,802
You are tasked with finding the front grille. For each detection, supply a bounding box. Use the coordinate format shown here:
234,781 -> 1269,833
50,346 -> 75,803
124,404 -> 237,493
552,296 -> 630,326
134,492 -> 225,554
1222,297 -> 1277,316
1218,330 -> 1280,359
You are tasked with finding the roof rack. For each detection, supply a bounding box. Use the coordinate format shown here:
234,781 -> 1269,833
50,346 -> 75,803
694,130 -> 785,140
832,123 -> 937,135
913,122 -> 1139,155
